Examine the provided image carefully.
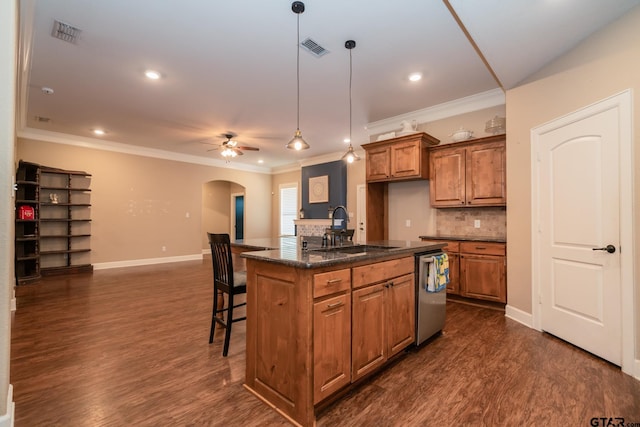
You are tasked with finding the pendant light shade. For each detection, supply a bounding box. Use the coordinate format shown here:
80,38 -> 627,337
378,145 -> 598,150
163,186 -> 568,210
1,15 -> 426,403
341,144 -> 359,163
343,39 -> 360,162
286,2 -> 310,151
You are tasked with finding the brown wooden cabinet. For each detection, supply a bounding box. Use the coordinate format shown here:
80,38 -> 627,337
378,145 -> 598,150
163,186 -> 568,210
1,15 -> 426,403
385,272 -> 416,355
419,238 -> 506,303
312,268 -> 351,403
460,242 -> 506,303
351,283 -> 386,380
313,292 -> 351,404
245,254 -> 419,426
351,257 -> 414,381
363,133 -> 440,183
363,133 -> 439,240
429,135 -> 506,208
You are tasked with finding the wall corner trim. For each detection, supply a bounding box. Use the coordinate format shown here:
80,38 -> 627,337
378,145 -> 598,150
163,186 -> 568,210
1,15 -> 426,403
505,305 -> 533,328
0,385 -> 15,427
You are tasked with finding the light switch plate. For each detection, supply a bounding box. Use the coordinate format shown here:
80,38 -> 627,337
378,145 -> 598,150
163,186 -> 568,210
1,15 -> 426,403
474,219 -> 481,228
405,219 -> 411,227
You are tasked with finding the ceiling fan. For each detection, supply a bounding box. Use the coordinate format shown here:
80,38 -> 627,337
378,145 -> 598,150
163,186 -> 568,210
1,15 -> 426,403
207,133 -> 259,161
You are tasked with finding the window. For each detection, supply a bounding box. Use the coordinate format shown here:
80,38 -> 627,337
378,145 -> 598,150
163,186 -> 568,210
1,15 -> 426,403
280,183 -> 298,236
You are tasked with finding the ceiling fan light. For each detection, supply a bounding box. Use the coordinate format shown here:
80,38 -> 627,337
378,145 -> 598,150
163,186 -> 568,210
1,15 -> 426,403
221,147 -> 237,158
286,128 -> 309,150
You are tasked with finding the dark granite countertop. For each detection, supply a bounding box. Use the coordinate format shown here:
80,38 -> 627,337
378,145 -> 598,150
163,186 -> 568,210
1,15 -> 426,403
418,235 -> 506,243
236,237 -> 445,269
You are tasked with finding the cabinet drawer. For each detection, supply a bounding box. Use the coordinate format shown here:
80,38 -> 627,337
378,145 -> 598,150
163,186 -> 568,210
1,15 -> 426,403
460,242 -> 505,256
352,257 -> 414,289
441,241 -> 460,253
313,268 -> 351,299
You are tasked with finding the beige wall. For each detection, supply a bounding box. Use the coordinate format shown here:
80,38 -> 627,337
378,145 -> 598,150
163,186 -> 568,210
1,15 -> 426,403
346,158 -> 365,233
506,7 -> 640,348
417,105 -> 506,146
271,170 -> 301,236
17,138 -> 272,264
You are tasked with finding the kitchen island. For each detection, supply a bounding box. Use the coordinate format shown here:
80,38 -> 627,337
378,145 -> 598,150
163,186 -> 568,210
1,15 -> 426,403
240,238 -> 445,426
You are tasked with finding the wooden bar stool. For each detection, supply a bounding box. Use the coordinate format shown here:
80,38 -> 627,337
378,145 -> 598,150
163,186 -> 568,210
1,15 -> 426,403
207,233 -> 247,356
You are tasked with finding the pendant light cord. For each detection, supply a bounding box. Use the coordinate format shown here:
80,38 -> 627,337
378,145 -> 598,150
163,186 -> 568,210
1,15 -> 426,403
296,12 -> 300,130
349,47 -> 352,145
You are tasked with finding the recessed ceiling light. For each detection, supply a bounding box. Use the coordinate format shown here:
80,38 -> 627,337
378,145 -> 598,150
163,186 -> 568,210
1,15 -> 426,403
258,159 -> 264,164
144,70 -> 161,80
343,138 -> 350,143
41,86 -> 54,95
408,72 -> 422,82
93,129 -> 106,136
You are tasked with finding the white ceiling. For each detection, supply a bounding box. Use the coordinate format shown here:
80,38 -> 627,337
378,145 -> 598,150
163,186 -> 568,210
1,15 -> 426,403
18,0 -> 640,171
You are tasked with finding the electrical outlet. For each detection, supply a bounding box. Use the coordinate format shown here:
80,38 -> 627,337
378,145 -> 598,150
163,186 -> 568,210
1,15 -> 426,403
185,212 -> 190,218
474,219 -> 481,228
162,246 -> 166,252
405,219 -> 411,227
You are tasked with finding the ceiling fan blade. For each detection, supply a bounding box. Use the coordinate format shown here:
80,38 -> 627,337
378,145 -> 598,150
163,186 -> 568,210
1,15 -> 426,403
237,146 -> 259,151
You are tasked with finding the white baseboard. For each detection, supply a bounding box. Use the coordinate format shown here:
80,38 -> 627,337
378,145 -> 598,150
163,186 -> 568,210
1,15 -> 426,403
0,385 -> 14,427
505,305 -> 533,328
202,248 -> 211,255
93,253 -> 203,270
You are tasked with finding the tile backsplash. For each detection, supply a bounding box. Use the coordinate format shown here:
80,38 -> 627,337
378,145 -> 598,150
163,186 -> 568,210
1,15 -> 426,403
435,207 -> 506,239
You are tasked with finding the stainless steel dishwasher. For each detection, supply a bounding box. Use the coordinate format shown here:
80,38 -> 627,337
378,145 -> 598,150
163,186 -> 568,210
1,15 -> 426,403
415,251 -> 447,345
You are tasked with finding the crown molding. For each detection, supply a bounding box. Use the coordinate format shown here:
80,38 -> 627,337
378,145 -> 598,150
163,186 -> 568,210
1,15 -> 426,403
365,88 -> 505,136
17,127 -> 272,174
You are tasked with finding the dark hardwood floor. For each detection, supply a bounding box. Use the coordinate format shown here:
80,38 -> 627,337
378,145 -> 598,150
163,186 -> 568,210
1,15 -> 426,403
11,257 -> 640,426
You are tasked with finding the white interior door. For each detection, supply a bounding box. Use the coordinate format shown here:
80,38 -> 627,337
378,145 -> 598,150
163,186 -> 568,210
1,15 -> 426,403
356,184 -> 366,243
536,105 -> 622,365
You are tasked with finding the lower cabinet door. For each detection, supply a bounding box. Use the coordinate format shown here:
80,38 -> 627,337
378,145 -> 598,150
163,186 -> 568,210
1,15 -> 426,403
351,283 -> 386,381
460,254 -> 506,303
313,293 -> 351,403
386,273 -> 415,356
446,252 -> 460,294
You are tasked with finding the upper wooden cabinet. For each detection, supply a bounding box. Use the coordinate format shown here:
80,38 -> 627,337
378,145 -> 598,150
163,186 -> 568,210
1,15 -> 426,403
429,135 -> 506,208
363,133 -> 440,182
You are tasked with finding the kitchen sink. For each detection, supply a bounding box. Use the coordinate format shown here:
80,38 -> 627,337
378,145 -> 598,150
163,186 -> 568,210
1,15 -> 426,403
310,244 -> 399,254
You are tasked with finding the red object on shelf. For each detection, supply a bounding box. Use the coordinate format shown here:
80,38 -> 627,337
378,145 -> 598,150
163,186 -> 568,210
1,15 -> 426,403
18,205 -> 35,220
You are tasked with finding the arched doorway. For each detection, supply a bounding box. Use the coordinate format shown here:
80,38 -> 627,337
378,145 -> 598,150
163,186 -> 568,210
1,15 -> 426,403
201,180 -> 246,250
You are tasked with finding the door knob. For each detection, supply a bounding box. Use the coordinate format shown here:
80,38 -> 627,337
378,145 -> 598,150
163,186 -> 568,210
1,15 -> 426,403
592,244 -> 616,254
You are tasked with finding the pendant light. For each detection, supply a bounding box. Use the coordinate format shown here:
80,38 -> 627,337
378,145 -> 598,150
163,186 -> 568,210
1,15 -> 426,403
286,1 -> 310,151
342,40 -> 360,163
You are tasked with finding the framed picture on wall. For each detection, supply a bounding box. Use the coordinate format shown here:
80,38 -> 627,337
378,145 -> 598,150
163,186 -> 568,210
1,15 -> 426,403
309,175 -> 329,203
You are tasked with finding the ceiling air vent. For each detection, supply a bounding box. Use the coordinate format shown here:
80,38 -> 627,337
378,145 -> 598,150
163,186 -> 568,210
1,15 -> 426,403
51,20 -> 81,44
300,38 -> 329,57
